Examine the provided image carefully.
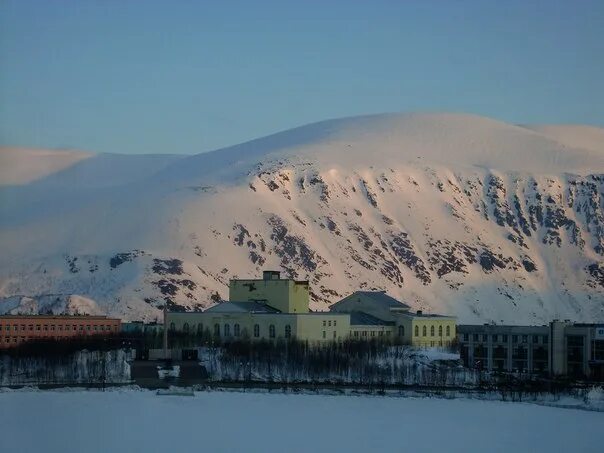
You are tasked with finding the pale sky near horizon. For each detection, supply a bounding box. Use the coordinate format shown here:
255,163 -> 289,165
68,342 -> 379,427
1,0 -> 603,155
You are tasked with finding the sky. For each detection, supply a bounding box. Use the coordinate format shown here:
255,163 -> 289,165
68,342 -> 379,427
1,0 -> 603,155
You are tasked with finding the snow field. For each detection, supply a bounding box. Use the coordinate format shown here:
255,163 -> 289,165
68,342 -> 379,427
0,389 -> 603,453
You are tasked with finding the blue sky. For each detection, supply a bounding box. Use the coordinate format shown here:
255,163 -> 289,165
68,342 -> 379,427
1,0 -> 603,155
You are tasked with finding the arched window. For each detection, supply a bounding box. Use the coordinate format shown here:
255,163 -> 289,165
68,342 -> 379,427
422,326 -> 427,337
183,323 -> 190,333
214,323 -> 220,337
254,324 -> 260,338
224,324 -> 231,337
169,322 -> 175,332
439,325 -> 443,337
415,325 -> 419,337
285,325 -> 291,338
446,325 -> 450,337
234,324 -> 240,337
269,325 -> 275,338
398,325 -> 405,337
430,325 -> 435,336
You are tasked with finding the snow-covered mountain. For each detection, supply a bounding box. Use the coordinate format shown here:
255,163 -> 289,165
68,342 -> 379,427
1,113 -> 603,323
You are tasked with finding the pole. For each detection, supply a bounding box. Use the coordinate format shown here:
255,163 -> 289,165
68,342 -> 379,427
163,305 -> 168,360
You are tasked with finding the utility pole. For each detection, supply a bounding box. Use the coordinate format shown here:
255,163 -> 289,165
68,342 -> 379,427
163,305 -> 168,360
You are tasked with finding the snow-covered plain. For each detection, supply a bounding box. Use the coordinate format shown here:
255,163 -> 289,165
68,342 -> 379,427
0,389 -> 602,453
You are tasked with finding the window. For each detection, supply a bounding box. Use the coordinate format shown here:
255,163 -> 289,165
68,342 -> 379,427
473,334 -> 479,341
430,326 -> 435,336
422,326 -> 427,337
322,331 -> 326,339
502,334 -> 507,342
28,325 -> 33,331
13,325 -> 18,331
197,324 -> 204,335
328,320 -> 332,327
20,325 -> 25,331
253,324 -> 260,338
334,320 -> 337,326
543,335 -> 549,344
362,331 -> 367,337
100,326 -> 104,331
269,325 -> 275,338
214,323 -> 220,336
183,323 -> 190,333
398,325 -> 405,337
73,325 -> 77,331
224,324 -> 231,337
43,325 -> 48,331
463,333 -> 468,341
51,325 -> 55,331
439,326 -> 443,337
86,325 -> 91,331
482,334 -> 488,342
354,331 -> 359,338
285,325 -> 291,338
371,331 -> 376,337
512,335 -> 518,343
522,335 -> 528,343
323,320 -> 326,327
379,331 -> 384,337
415,326 -> 419,337
234,324 -> 240,337
446,326 -> 451,337
59,325 -> 63,331
93,325 -> 98,331
169,322 -> 175,332
4,325 -> 8,331
492,334 -> 498,342
533,335 -> 538,344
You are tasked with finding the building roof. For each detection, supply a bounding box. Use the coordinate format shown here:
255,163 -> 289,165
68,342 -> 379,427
399,311 -> 455,320
204,301 -> 281,314
351,291 -> 411,310
349,311 -> 395,326
0,315 -> 118,320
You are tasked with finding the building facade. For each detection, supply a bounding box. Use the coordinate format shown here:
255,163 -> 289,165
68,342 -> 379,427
458,321 -> 604,379
331,291 -> 456,347
0,315 -> 121,348
166,271 -> 456,346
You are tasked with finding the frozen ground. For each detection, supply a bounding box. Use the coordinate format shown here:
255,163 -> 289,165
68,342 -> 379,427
0,389 -> 603,453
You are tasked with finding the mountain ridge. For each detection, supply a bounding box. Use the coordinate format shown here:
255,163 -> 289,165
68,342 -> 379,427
1,112 -> 603,323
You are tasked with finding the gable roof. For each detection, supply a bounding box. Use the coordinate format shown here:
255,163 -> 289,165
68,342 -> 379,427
349,311 -> 395,326
350,291 -> 411,310
204,301 -> 281,314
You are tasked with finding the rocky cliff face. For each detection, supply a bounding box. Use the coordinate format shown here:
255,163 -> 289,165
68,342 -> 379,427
1,113 -> 603,323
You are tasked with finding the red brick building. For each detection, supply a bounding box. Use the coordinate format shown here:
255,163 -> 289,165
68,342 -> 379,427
0,315 -> 121,348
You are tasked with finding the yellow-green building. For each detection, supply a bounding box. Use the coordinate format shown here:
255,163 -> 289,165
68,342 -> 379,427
166,271 -> 456,347
166,271 -> 349,344
330,291 -> 456,347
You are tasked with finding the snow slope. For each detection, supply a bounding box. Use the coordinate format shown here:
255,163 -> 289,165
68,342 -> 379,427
0,390 -> 602,453
1,113 -> 603,323
0,147 -> 94,186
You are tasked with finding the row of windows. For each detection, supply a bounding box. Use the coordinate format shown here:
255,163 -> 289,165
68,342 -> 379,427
352,330 -> 391,338
463,333 -> 548,344
172,322 -> 293,339
1,324 -> 116,332
322,320 -> 337,327
413,325 -> 451,337
2,336 -> 85,344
